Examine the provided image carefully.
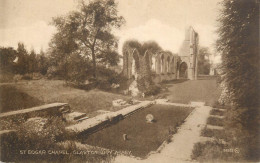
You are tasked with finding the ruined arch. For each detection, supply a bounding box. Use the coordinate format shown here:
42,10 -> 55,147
171,57 -> 175,73
151,56 -> 156,72
161,54 -> 164,74
179,62 -> 188,79
166,56 -> 170,73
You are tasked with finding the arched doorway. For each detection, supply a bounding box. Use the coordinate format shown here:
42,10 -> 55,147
179,62 -> 188,78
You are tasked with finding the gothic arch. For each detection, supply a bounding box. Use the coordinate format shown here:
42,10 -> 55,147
166,56 -> 170,73
160,54 -> 164,74
171,57 -> 175,73
179,62 -> 188,79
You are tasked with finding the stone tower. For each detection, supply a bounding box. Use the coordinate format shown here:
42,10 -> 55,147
178,26 -> 199,80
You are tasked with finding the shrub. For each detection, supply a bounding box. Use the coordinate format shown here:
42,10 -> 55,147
31,72 -> 43,80
207,117 -> 224,126
0,117 -> 68,161
144,85 -> 161,96
191,141 -> 228,161
0,72 -> 14,83
224,107 -> 260,161
201,127 -> 226,140
13,74 -> 23,82
0,116 -> 114,162
47,66 -> 59,79
96,79 -> 112,91
21,73 -> 32,80
210,109 -> 225,116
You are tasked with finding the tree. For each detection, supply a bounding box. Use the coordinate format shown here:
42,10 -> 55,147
28,49 -> 37,73
37,49 -> 48,75
15,43 -> 29,74
0,47 -> 17,73
50,0 -> 125,79
217,0 -> 259,160
198,47 -> 211,75
217,0 -> 259,107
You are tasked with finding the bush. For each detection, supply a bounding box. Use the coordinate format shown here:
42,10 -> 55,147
13,74 -> 23,82
0,116 -> 114,162
0,117 -> 74,162
21,73 -> 32,80
201,127 -> 226,140
210,109 -> 225,116
95,79 -> 112,91
207,117 -> 224,126
0,72 -> 14,83
224,107 -> 260,161
144,85 -> 161,96
47,66 -> 59,79
191,141 -> 230,161
31,72 -> 43,80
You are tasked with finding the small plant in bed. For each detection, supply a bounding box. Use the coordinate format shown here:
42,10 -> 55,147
201,127 -> 226,140
207,117 -> 224,126
210,109 -> 225,116
144,85 -> 161,96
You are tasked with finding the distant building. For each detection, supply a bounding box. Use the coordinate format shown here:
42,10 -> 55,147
123,26 -> 199,82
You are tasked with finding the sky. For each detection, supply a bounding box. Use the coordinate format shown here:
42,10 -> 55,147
0,0 -> 222,63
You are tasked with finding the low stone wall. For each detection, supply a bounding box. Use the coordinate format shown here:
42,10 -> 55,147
0,103 -> 70,121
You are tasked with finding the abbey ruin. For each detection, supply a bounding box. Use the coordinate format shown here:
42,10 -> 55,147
123,26 -> 199,83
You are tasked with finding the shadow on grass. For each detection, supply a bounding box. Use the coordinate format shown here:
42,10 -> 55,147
197,75 -> 218,80
161,79 -> 189,85
0,85 -> 43,113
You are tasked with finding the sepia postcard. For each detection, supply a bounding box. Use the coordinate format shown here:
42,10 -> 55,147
0,0 -> 259,162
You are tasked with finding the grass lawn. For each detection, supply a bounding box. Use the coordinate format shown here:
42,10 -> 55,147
0,79 -> 130,115
81,104 -> 194,158
160,76 -> 221,106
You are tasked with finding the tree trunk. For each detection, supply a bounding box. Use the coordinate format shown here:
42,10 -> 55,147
91,49 -> 97,79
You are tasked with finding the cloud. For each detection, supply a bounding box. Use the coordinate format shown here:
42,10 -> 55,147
0,21 -> 56,53
193,24 -> 218,51
115,19 -> 185,54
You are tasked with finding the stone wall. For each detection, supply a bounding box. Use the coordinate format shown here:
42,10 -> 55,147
0,103 -> 70,121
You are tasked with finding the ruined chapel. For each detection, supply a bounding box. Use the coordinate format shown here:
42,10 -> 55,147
122,26 -> 199,83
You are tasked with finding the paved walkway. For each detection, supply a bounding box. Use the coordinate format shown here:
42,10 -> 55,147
114,104 -> 212,163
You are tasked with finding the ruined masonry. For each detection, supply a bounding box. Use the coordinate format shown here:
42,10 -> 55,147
123,26 -> 199,82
